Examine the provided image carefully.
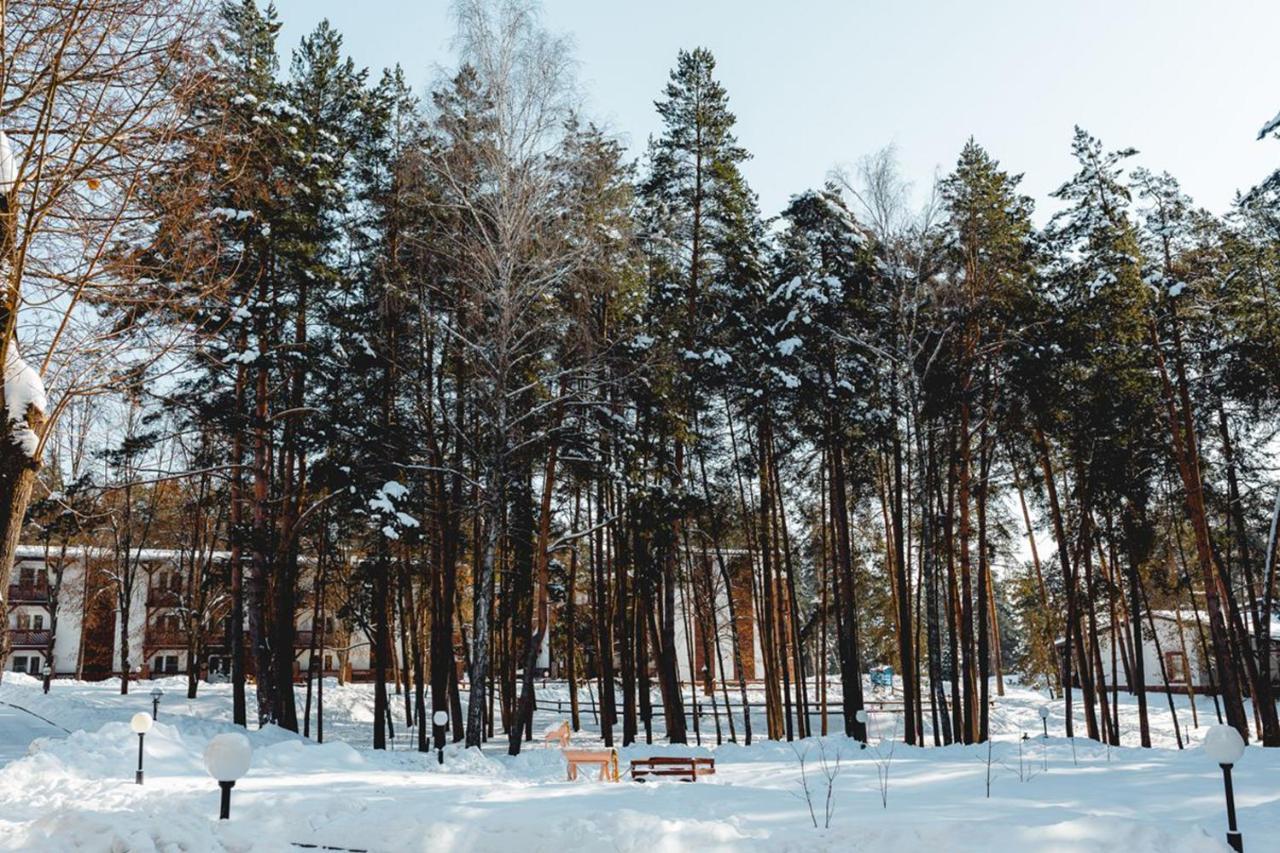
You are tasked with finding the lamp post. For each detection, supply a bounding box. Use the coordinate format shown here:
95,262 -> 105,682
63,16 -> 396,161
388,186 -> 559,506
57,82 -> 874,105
1038,705 -> 1049,738
1203,725 -> 1245,852
203,733 -> 252,820
433,710 -> 449,765
130,712 -> 153,784
150,685 -> 164,720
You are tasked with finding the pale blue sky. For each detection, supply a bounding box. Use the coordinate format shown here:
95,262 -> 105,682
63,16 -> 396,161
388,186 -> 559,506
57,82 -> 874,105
275,0 -> 1280,222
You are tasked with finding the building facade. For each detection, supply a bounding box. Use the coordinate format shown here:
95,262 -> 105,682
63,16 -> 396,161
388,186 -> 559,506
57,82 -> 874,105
4,545 -> 373,682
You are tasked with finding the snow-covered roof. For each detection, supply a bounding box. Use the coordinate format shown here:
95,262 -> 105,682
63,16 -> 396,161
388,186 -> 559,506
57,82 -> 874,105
14,545 -> 230,563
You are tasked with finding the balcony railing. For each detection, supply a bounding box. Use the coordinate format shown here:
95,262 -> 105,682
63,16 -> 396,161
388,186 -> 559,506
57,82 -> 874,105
7,582 -> 49,604
145,628 -> 186,648
294,629 -> 344,648
146,589 -> 181,607
9,629 -> 52,648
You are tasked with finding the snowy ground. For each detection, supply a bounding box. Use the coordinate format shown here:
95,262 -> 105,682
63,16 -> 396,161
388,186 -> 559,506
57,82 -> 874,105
0,674 -> 1275,852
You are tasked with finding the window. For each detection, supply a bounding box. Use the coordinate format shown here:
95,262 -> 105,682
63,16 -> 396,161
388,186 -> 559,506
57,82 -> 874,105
324,654 -> 333,671
1166,651 -> 1189,684
31,614 -> 43,630
154,655 -> 179,674
12,656 -> 26,673
18,567 -> 38,586
16,613 -> 43,630
12,656 -> 40,674
151,570 -> 182,595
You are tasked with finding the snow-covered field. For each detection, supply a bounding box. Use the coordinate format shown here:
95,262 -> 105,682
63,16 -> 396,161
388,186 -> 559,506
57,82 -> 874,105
0,674 -> 1275,852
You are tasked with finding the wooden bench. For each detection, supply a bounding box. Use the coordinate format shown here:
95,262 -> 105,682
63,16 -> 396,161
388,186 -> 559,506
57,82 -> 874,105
564,748 -> 619,782
630,756 -> 716,782
543,720 -> 571,749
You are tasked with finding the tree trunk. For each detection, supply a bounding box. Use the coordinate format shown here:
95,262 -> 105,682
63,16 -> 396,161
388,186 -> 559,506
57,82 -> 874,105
466,471 -> 501,748
1149,312 -> 1249,739
827,430 -> 867,742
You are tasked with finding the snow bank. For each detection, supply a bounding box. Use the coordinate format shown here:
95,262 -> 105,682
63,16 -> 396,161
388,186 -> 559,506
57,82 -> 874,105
1,677 -> 1277,852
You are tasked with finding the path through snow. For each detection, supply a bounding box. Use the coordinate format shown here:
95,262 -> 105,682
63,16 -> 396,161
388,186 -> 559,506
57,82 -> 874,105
0,701 -> 64,765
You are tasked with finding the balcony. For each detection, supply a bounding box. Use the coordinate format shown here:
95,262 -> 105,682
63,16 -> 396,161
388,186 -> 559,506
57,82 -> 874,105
9,629 -> 52,648
294,630 -> 316,648
145,628 -> 186,648
294,629 -> 344,648
146,589 -> 181,607
7,582 -> 50,605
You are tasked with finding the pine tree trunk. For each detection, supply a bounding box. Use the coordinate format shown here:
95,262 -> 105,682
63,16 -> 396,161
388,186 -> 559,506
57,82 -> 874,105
922,430 -> 950,745
891,416 -> 917,745
958,396 -> 976,743
827,431 -> 867,742
617,496 -> 638,746
566,489 -> 582,732
1127,546 -> 1151,746
511,438 -> 560,756
465,475 -> 500,748
944,450 -> 963,741
591,482 -> 617,747
1149,312 -> 1250,739
976,433 -> 991,742
229,354 -> 248,727
1034,427 -> 1081,738
373,551 -> 391,750
249,349 -> 274,727
756,417 -> 784,740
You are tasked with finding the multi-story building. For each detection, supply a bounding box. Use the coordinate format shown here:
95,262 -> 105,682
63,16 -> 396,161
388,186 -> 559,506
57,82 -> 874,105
6,558 -> 52,677
4,545 -> 372,682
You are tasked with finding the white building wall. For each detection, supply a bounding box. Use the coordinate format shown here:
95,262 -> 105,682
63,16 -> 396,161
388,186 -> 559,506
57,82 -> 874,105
5,556 -> 88,677
1093,614 -> 1213,690
673,573 -> 765,684
121,579 -> 149,674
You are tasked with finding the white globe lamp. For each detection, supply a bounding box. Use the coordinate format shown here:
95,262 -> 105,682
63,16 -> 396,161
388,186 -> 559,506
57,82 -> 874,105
130,712 -> 153,784
1203,725 -> 1246,852
150,685 -> 165,720
433,710 -> 449,765
203,733 -> 252,820
854,708 -> 868,748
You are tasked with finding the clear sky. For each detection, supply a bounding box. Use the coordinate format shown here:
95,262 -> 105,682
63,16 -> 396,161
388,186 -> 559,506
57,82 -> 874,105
275,0 -> 1280,222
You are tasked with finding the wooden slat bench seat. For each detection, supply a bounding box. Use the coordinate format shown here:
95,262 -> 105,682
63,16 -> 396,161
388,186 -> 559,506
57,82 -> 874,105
630,756 -> 716,782
563,748 -> 619,782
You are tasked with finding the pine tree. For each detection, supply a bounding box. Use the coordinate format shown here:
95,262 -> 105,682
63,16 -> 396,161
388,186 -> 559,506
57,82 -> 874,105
938,140 -> 1036,742
639,46 -> 760,744
770,186 -> 878,742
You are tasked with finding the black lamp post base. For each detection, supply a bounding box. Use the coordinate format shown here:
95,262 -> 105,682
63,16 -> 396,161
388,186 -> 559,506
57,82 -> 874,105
219,780 -> 235,820
1221,763 -> 1243,852
135,770 -> 143,785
